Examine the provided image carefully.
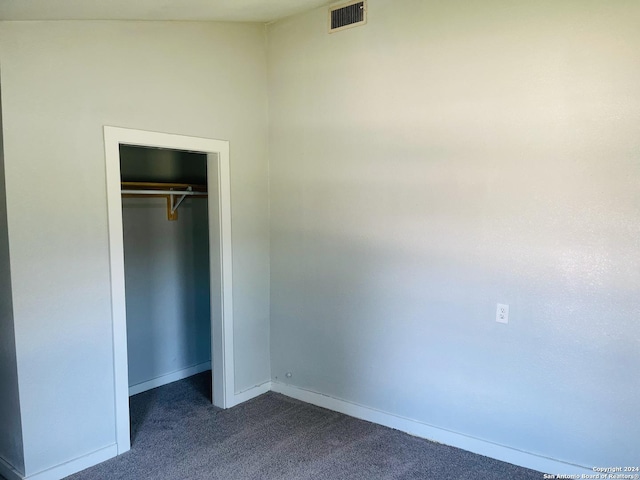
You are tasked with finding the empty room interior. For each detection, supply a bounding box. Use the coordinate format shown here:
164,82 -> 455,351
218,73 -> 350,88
0,0 -> 638,479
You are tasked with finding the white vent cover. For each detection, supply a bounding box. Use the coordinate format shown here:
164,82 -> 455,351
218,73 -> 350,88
329,1 -> 367,33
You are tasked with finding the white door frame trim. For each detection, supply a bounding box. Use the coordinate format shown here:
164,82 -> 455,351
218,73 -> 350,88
103,126 -> 235,454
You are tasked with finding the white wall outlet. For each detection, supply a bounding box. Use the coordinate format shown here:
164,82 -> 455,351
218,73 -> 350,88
496,303 -> 509,324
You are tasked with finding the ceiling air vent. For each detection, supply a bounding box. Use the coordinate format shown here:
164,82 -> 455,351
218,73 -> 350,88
329,1 -> 367,33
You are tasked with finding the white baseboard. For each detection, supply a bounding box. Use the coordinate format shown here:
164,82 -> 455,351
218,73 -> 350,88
271,382 -> 591,476
128,362 -> 212,396
8,379 -> 590,480
0,456 -> 23,480
230,381 -> 272,407
21,444 -> 117,480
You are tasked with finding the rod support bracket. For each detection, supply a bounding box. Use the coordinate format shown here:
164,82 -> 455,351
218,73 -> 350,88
167,186 -> 192,221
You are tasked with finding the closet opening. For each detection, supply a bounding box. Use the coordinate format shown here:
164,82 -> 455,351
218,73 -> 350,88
119,145 -> 211,406
105,127 -> 235,455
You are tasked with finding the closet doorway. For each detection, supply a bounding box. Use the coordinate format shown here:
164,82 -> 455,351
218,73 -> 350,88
120,145 -> 210,400
104,127 -> 235,455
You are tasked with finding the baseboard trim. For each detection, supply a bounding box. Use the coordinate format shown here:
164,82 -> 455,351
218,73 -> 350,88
21,444 -> 117,480
231,381 -> 272,407
128,362 -> 212,396
0,456 -> 23,480
271,382 -> 591,475
6,379 -> 590,480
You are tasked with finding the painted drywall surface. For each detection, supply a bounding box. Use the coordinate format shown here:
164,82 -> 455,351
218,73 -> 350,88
0,77 -> 25,476
268,0 -> 640,468
0,21 -> 270,475
120,145 -> 208,184
123,196 -> 211,388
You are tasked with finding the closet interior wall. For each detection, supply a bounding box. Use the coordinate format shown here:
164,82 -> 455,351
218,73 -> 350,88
120,145 -> 211,395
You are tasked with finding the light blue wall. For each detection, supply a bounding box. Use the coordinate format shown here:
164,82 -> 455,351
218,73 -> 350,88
120,145 -> 207,184
0,21 -> 270,476
123,195 -> 211,388
268,0 -> 640,469
0,74 -> 25,477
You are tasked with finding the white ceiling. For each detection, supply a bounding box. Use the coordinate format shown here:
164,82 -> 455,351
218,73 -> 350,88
0,0 -> 333,23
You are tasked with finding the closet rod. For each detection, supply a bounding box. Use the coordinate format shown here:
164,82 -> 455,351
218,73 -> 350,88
121,189 -> 205,196
121,186 -> 207,221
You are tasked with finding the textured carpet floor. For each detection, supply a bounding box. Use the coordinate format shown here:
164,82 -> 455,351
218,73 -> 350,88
64,373 -> 543,480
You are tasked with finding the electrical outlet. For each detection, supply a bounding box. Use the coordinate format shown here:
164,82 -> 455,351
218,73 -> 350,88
496,303 -> 509,324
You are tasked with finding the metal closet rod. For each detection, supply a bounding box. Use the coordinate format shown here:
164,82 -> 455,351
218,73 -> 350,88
122,187 -> 204,214
120,189 -> 204,196
121,184 -> 207,220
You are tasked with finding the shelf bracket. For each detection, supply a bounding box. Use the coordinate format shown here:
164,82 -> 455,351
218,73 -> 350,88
167,186 -> 192,221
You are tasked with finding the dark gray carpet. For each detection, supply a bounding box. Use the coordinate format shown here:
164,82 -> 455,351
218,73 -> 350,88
65,373 -> 542,480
